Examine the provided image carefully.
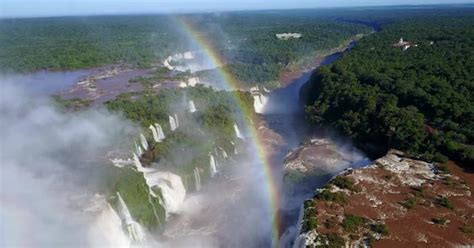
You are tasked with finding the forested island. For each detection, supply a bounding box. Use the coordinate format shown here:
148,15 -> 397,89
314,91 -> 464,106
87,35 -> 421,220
302,13 -> 473,165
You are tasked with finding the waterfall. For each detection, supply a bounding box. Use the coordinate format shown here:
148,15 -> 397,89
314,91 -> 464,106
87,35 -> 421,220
231,141 -> 238,155
155,123 -> 166,141
292,204 -> 307,248
169,116 -> 177,131
116,192 -> 147,242
174,113 -> 179,128
193,167 -> 201,191
253,93 -> 268,114
138,146 -> 143,157
210,155 -> 217,178
132,152 -> 144,171
221,148 -> 228,159
145,171 -> 186,215
188,100 -> 197,113
140,133 -> 148,151
134,142 -> 142,156
131,151 -> 186,216
234,124 -> 245,140
89,202 -> 131,247
149,125 -> 159,143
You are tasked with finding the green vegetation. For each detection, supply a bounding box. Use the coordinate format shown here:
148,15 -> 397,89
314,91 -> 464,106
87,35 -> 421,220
401,197 -> 417,209
53,95 -> 92,111
436,196 -> 454,210
371,223 -> 390,236
303,14 -> 474,164
105,86 -> 253,186
342,214 -> 367,232
302,205 -> 318,232
316,233 -> 346,248
459,224 -> 474,234
0,16 -> 187,71
331,176 -> 359,192
1,11 -> 369,87
106,167 -> 166,231
316,189 -> 347,204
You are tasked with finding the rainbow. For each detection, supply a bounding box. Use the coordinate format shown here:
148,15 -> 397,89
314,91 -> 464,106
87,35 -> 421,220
175,16 -> 282,246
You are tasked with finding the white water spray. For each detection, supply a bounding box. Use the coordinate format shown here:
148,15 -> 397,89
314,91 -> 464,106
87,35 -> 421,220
169,116 -> 177,131
230,141 -> 238,155
140,134 -> 148,151
234,124 -> 245,140
193,167 -> 202,191
146,171 -> 186,215
210,154 -> 217,178
149,125 -> 159,143
116,192 -> 147,242
189,100 -> 197,113
253,93 -> 269,114
174,113 -> 179,128
155,123 -> 166,141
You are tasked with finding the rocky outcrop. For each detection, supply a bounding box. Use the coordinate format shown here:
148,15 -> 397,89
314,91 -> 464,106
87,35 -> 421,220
283,138 -> 368,188
294,150 -> 474,247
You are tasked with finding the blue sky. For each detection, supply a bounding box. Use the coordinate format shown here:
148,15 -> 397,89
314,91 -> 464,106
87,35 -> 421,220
1,0 -> 473,18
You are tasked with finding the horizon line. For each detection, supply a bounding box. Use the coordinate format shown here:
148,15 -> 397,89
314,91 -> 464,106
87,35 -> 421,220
1,2 -> 473,20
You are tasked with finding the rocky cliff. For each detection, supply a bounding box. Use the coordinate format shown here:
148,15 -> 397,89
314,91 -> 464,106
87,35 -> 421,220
294,150 -> 473,247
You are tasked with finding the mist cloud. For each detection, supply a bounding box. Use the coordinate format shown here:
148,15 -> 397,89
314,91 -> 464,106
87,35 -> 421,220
0,78 -> 137,247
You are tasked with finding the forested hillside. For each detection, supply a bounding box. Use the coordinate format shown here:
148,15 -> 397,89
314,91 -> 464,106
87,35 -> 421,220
303,14 -> 474,164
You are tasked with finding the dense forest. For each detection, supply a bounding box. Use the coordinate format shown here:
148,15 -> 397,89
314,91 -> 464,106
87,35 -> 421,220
0,16 -> 186,72
0,11 -> 370,85
302,13 -> 474,164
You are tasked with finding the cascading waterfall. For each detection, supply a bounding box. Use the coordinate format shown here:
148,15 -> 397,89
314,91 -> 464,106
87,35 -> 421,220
234,123 -> 245,140
174,113 -> 179,128
169,116 -> 177,131
132,152 -> 144,171
89,201 -> 131,247
253,93 -> 268,114
145,171 -> 186,215
210,154 -> 217,178
188,100 -> 197,113
131,153 -> 186,216
155,123 -> 166,141
134,142 -> 142,156
140,134 -> 148,151
193,167 -> 201,191
149,125 -> 159,143
116,192 -> 147,242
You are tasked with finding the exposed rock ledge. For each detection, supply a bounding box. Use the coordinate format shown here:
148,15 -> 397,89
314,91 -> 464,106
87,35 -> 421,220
294,150 -> 474,247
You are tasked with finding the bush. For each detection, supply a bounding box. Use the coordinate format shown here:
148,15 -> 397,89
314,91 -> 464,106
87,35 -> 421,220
401,198 -> 417,209
432,218 -> 449,226
318,233 -> 345,248
436,196 -> 454,210
331,176 -> 359,192
371,223 -> 389,236
316,189 -> 347,204
459,224 -> 474,234
303,218 -> 318,232
342,214 -> 367,232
